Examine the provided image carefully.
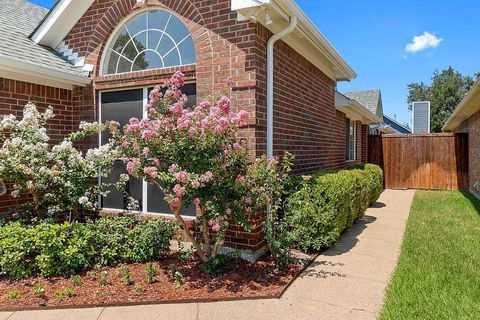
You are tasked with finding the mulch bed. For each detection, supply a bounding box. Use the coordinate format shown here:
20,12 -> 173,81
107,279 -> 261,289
0,252 -> 315,311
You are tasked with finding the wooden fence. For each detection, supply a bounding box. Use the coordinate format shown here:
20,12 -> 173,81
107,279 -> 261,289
368,133 -> 468,190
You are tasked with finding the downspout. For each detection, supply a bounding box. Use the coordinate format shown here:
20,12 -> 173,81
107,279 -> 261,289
266,16 -> 298,222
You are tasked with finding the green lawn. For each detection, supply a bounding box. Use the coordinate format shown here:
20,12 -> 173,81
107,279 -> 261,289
381,191 -> 480,320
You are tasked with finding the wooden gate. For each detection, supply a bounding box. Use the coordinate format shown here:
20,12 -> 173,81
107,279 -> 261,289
368,133 -> 468,190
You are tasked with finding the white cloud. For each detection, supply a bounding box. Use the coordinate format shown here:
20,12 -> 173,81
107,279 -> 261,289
405,32 -> 443,53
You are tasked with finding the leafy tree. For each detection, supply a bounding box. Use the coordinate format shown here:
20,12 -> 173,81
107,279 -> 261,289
407,67 -> 479,132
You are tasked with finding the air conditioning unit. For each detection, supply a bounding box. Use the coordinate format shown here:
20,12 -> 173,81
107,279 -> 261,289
412,101 -> 431,133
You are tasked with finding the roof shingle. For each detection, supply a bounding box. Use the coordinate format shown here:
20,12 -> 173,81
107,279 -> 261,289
344,90 -> 383,118
0,0 -> 87,79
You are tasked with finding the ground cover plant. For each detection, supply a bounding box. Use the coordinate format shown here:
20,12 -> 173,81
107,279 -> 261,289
381,191 -> 480,320
0,217 -> 176,279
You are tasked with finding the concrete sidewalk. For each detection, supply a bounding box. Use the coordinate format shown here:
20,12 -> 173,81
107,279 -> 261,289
0,189 -> 415,320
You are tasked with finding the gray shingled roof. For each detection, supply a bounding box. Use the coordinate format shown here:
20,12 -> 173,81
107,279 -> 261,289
344,90 -> 383,119
0,0 -> 86,79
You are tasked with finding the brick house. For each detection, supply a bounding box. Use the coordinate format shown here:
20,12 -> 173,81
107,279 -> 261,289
0,0 -> 380,256
443,79 -> 480,199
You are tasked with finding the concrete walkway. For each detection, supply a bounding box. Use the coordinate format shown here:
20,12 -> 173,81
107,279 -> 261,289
0,190 -> 415,320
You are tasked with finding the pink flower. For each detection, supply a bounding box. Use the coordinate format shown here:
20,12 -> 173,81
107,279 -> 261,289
143,147 -> 150,155
191,180 -> 201,189
194,198 -> 201,207
173,184 -> 185,198
212,223 -> 221,233
175,171 -> 189,183
169,71 -> 186,88
151,158 -> 160,167
217,96 -> 231,114
226,76 -> 233,86
235,175 -> 246,184
199,101 -> 212,110
169,102 -> 183,115
169,164 -> 179,174
202,171 -> 213,183
126,123 -> 140,133
245,197 -> 252,204
129,117 -> 139,124
226,208 -> 232,215
144,166 -> 158,178
126,158 -> 141,176
171,197 -> 181,209
233,143 -> 242,151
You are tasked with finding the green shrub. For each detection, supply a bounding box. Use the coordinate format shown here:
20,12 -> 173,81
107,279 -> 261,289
128,218 -> 176,262
286,164 -> 383,252
33,222 -> 95,277
0,222 -> 37,278
0,216 -> 176,279
89,216 -> 176,266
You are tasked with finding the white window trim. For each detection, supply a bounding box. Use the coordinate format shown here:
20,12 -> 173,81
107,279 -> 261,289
100,8 -> 196,76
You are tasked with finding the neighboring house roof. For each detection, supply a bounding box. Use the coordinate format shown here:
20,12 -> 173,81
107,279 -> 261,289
335,91 -> 381,125
443,79 -> 480,131
344,90 -> 384,119
0,0 -> 90,89
383,115 -> 411,134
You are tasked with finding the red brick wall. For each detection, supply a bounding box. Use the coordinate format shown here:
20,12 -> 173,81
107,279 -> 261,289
457,111 -> 480,198
0,78 -> 75,214
62,0 -> 265,252
253,24 -> 365,174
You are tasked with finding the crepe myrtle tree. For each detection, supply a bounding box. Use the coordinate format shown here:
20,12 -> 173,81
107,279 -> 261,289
109,72 -> 289,263
0,103 -> 129,219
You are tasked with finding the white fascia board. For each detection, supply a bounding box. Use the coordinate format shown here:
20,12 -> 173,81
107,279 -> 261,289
337,101 -> 380,125
443,79 -> 480,132
275,0 -> 356,81
31,0 -> 95,48
336,92 -> 380,125
231,0 -> 271,10
231,0 -> 356,81
0,56 -> 91,89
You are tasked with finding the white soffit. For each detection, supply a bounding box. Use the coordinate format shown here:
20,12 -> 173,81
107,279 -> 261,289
231,0 -> 356,82
31,0 -> 95,48
335,92 -> 380,125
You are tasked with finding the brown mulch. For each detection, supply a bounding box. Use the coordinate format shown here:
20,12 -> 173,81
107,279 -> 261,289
0,252 -> 315,311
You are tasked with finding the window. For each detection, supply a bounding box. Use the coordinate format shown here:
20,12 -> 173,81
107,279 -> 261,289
346,118 -> 356,161
102,10 -> 196,75
99,85 -> 197,216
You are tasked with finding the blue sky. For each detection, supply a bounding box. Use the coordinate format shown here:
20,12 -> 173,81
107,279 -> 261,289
29,0 -> 480,126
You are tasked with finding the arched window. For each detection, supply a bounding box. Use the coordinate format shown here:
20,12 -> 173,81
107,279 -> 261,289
102,10 -> 196,75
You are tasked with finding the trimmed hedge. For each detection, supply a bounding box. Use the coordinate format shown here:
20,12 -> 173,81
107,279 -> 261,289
286,164 -> 384,252
0,217 -> 176,279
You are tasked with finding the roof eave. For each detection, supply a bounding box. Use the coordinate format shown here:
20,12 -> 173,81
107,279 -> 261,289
0,55 -> 91,89
231,0 -> 357,82
30,0 -> 95,48
443,79 -> 480,132
335,92 -> 381,125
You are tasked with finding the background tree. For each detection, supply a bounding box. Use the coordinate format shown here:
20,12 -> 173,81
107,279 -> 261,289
407,67 -> 479,132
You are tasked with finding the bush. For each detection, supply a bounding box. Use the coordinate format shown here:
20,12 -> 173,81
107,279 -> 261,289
89,216 -> 176,266
286,164 -> 383,252
0,217 -> 177,279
